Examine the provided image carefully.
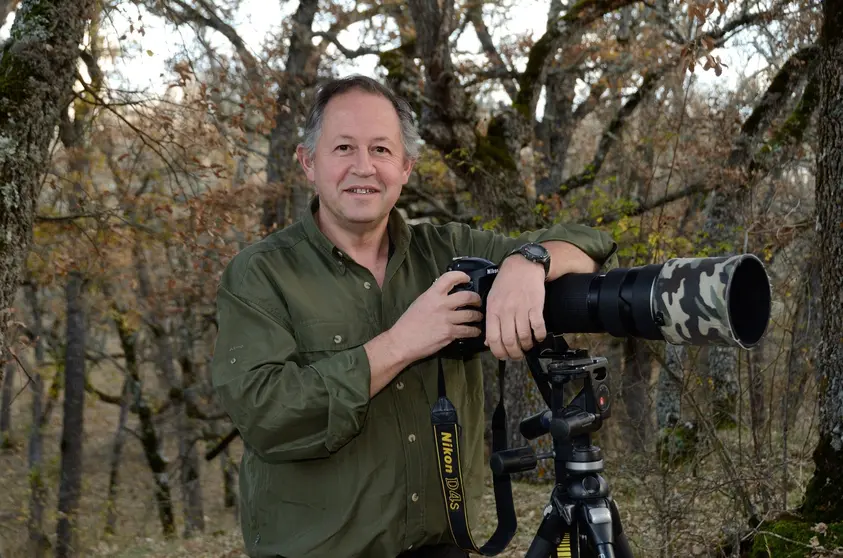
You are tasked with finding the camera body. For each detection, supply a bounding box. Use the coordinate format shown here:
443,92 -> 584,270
440,256 -> 498,360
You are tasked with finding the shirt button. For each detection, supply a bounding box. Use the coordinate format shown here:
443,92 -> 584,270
396,381 -> 404,390
408,434 -> 416,443
333,335 -> 343,344
363,281 -> 371,289
411,493 -> 419,502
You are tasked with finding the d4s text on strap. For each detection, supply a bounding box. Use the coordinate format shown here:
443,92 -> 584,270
431,357 -> 517,555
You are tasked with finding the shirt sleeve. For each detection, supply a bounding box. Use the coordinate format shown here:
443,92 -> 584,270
210,265 -> 372,464
445,221 -> 619,271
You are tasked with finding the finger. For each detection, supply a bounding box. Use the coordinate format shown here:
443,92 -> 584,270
436,270 -> 471,293
516,309 -> 533,351
500,315 -> 523,361
453,309 -> 484,325
485,313 -> 506,360
454,325 -> 482,339
449,290 -> 482,308
529,307 -> 547,343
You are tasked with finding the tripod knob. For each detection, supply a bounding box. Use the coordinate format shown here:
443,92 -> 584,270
490,446 -> 538,475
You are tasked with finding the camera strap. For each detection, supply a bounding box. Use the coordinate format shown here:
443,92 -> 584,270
431,357 -> 517,555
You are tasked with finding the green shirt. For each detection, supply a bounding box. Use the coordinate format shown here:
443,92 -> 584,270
210,196 -> 618,558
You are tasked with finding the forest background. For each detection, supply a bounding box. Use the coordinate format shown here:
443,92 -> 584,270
0,0 -> 841,556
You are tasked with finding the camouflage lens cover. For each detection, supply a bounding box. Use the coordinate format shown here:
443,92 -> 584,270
652,254 -> 771,349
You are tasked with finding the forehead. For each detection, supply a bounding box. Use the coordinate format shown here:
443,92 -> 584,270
320,89 -> 403,143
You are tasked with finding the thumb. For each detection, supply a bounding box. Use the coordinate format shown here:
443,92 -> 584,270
437,270 -> 471,293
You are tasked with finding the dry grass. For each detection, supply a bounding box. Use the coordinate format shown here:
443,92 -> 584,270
0,358 -> 820,558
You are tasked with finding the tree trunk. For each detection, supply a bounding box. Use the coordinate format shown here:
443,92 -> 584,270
210,421 -> 238,514
0,0 -> 93,374
782,243 -> 821,431
0,357 -> 13,447
24,279 -> 48,556
55,270 -> 86,558
707,345 -> 739,429
177,357 -> 205,538
27,366 -> 48,558
801,0 -> 843,522
134,240 -> 205,538
657,344 -> 684,429
747,349 -> 765,459
104,376 -> 131,535
111,304 -> 176,538
622,338 -> 653,452
261,0 -> 318,231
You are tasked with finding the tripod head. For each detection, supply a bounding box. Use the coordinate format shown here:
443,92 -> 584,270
488,334 -> 634,558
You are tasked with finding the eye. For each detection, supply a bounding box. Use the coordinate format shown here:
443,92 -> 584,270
374,146 -> 390,154
336,144 -> 351,152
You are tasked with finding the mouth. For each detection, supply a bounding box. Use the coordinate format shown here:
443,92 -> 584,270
344,187 -> 380,195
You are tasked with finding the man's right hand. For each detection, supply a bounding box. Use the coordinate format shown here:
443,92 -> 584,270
364,271 -> 483,397
389,271 -> 484,363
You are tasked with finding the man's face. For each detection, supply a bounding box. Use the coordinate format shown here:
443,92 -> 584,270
297,88 -> 414,231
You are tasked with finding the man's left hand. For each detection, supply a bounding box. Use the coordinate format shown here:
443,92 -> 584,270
484,255 -> 547,360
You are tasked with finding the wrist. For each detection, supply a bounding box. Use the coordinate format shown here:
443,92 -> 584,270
504,242 -> 550,279
501,250 -> 548,280
377,326 -> 415,368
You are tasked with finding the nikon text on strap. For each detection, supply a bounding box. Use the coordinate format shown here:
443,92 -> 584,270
431,357 -> 517,555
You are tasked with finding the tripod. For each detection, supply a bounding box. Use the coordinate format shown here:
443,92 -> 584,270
489,335 -> 634,558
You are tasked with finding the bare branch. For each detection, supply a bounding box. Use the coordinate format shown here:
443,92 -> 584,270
466,1 -> 518,101
162,0 -> 261,84
561,68 -> 668,194
515,0 -> 639,117
35,211 -> 105,223
313,31 -> 380,59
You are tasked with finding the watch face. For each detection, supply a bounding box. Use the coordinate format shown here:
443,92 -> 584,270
524,244 -> 547,259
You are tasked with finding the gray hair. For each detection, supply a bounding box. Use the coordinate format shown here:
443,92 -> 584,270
301,74 -> 421,161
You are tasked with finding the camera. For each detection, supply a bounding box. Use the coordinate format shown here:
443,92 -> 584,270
440,256 -> 499,359
439,252 -> 772,360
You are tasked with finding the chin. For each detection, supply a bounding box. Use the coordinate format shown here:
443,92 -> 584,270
342,209 -> 387,224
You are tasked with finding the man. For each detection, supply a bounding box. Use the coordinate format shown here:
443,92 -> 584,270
210,75 -> 618,558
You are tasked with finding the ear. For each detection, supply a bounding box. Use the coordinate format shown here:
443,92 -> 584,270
400,155 -> 416,184
296,144 -> 316,182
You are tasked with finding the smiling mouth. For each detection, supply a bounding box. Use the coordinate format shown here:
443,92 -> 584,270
346,188 -> 379,194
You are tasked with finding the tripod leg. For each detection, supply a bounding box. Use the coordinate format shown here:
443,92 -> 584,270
609,498 -> 634,558
525,506 -> 569,558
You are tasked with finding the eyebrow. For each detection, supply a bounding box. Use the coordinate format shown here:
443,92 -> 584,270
335,135 -> 396,144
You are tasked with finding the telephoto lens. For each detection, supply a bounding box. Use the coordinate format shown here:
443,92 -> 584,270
543,253 -> 771,349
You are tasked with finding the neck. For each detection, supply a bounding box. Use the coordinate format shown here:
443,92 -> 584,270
315,208 -> 390,265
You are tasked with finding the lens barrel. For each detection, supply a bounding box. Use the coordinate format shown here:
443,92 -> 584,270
543,254 -> 771,349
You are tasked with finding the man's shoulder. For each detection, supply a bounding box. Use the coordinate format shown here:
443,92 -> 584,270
407,219 -> 474,244
220,222 -> 308,290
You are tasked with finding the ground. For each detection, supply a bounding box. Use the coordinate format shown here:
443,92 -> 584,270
0,358 -> 821,558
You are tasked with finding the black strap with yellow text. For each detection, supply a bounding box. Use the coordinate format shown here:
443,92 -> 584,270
431,358 -> 517,555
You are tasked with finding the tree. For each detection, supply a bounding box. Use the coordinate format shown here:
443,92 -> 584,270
800,0 -> 843,524
0,0 -> 94,378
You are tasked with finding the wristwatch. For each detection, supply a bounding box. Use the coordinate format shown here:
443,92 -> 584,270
506,242 -> 551,278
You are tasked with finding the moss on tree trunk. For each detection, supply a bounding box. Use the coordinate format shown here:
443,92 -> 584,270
748,519 -> 843,558
802,435 -> 843,523
0,0 -> 94,376
801,0 -> 843,528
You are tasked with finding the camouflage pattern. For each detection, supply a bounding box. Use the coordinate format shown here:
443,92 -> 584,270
652,254 -> 771,349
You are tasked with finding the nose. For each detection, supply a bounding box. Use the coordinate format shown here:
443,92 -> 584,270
352,148 -> 375,176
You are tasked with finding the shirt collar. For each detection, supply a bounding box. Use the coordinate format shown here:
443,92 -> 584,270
301,194 -> 412,268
